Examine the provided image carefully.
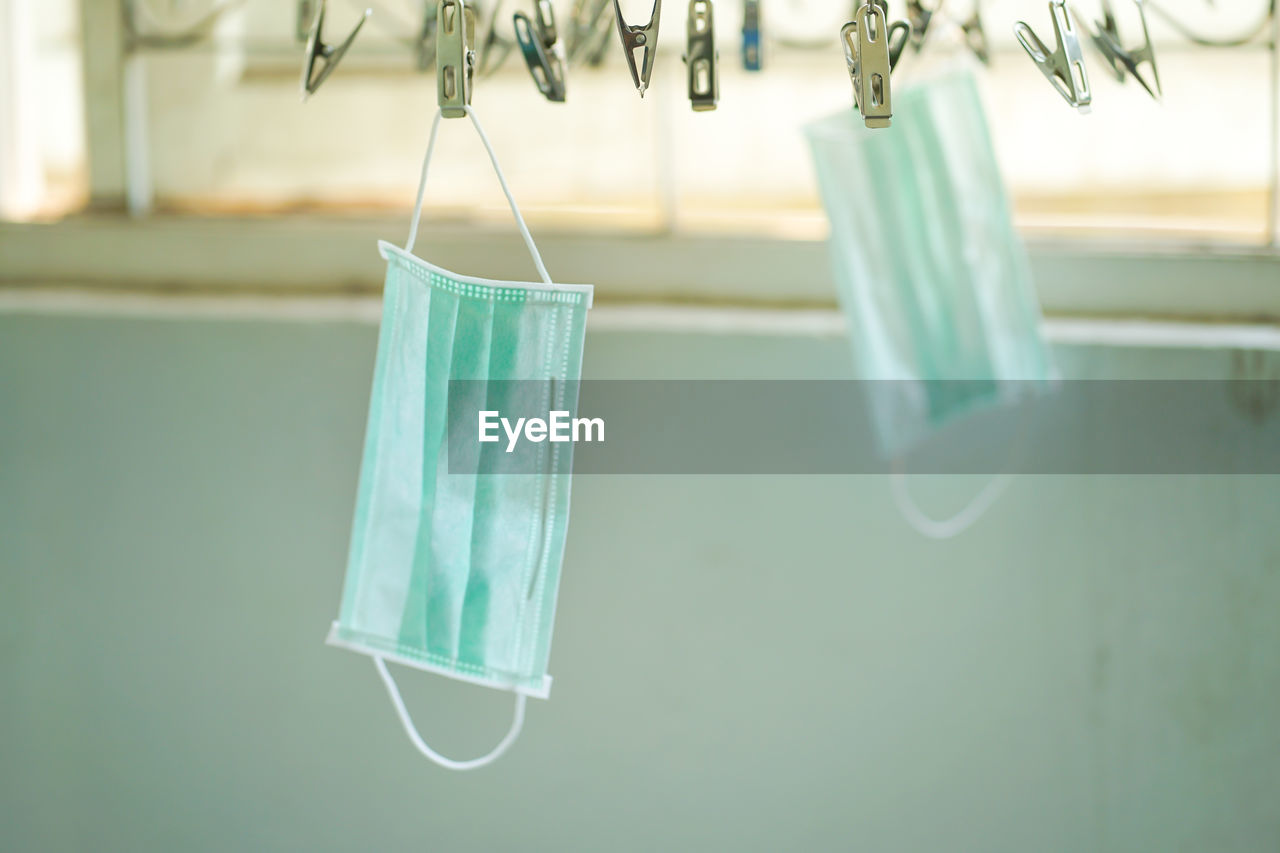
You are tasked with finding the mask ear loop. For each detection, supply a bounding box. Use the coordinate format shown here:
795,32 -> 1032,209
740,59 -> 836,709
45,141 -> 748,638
889,464 -> 1014,539
404,106 -> 553,286
887,391 -> 1033,539
374,656 -> 527,771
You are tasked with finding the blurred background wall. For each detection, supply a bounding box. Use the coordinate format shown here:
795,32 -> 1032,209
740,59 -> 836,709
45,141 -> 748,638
2,311 -> 1277,852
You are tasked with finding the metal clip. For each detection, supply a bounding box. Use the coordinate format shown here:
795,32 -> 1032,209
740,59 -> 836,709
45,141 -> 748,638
437,0 -> 477,117
1090,0 -> 1124,82
613,0 -> 662,96
479,0 -> 516,75
296,0 -> 318,42
905,0 -> 941,51
841,3 -> 910,129
568,0 -> 616,65
871,0 -> 911,71
416,2 -> 439,71
683,0 -> 718,110
300,1 -> 371,100
1015,0 -> 1091,113
959,1 -> 990,64
1078,0 -> 1161,99
515,0 -> 567,101
742,0 -> 762,71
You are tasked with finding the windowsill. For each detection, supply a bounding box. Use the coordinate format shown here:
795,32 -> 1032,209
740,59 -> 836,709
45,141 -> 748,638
3,288 -> 1279,355
1,213 -> 1279,324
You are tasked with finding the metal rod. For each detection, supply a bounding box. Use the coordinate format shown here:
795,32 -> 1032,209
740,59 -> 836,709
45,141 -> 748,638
1270,4 -> 1280,246
79,0 -> 130,208
123,53 -> 154,216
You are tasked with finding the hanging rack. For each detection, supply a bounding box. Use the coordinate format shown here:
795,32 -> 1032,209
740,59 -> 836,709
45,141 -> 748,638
117,0 -> 1275,58
118,0 -> 1277,126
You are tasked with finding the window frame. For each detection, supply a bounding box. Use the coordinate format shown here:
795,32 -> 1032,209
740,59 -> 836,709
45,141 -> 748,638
2,215 -> 1279,325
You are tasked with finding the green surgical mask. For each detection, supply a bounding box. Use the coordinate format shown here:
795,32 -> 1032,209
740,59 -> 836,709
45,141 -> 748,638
805,69 -> 1055,536
328,107 -> 593,770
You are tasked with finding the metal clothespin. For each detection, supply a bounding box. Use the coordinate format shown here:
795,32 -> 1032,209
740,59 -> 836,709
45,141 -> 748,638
613,0 -> 662,96
959,1 -> 990,64
742,0 -> 762,71
300,1 -> 371,100
416,2 -> 439,70
568,0 -> 616,65
841,3 -> 910,128
1093,0 -> 1123,79
515,0 -> 568,101
905,0 -> 942,51
437,0 -> 477,117
478,0 -> 517,75
1014,0 -> 1091,113
296,0 -> 318,42
683,0 -> 719,110
871,0 -> 910,70
1078,0 -> 1161,99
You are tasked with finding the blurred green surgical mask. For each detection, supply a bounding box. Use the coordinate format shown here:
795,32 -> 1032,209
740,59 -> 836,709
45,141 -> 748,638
328,107 -> 592,770
805,69 -> 1055,536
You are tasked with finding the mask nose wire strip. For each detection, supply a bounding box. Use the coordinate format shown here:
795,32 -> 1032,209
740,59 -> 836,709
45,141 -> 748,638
888,465 -> 1014,540
403,106 -> 553,286
374,656 -> 528,771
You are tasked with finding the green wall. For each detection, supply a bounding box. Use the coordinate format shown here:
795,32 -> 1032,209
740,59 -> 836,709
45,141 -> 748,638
2,313 -> 1278,851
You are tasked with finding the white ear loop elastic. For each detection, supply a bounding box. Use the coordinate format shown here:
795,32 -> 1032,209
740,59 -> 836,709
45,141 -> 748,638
889,464 -> 1014,539
888,394 -> 1034,539
404,106 -> 552,285
374,657 -> 526,771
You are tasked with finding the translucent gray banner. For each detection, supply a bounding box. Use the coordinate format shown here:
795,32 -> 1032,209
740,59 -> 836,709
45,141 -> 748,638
446,380 -> 1280,475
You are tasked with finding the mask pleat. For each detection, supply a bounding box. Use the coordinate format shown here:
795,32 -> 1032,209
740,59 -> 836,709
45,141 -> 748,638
458,297 -> 534,674
342,264 -> 430,640
422,291 -> 497,663
875,126 -> 958,383
863,137 -> 926,376
944,93 -> 1052,381
918,96 -> 999,384
516,303 -> 584,679
815,127 -> 893,379
508,304 -> 562,662
397,284 -> 462,657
